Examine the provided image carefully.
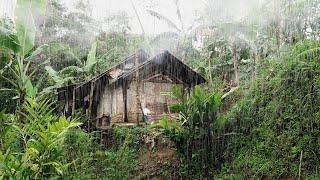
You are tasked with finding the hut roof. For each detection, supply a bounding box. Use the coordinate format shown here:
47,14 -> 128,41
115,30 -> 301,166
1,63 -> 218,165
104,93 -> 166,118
57,49 -> 149,107
111,50 -> 206,87
57,50 -> 206,115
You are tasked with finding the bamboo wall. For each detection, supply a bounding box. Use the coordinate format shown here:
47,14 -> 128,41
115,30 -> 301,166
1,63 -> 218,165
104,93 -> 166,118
97,74 -> 181,124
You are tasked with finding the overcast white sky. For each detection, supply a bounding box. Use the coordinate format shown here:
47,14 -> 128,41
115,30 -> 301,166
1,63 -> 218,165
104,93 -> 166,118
0,0 -> 263,34
0,0 -> 16,18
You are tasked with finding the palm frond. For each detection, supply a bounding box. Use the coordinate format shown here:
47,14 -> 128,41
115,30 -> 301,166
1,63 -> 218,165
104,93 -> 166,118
130,0 -> 145,35
146,9 -> 182,33
174,0 -> 184,31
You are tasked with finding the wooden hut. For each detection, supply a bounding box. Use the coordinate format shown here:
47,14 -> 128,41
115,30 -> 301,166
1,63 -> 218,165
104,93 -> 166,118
57,50 -> 206,127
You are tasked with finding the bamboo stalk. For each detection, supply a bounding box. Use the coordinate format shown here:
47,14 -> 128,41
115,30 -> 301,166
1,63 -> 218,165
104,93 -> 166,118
299,150 -> 303,179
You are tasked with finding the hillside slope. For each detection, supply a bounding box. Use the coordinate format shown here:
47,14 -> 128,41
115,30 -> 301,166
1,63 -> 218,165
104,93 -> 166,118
218,40 -> 320,179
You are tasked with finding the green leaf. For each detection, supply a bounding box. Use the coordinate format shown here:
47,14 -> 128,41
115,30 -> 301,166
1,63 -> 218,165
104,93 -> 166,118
25,79 -> 38,98
15,2 -> 36,57
84,41 -> 97,72
45,66 -> 62,84
170,103 -> 184,111
25,44 -> 49,61
0,33 -> 20,54
17,0 -> 48,15
60,66 -> 83,74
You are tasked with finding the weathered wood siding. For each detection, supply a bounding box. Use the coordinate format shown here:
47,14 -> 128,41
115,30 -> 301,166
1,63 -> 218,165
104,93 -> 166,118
97,74 -> 181,123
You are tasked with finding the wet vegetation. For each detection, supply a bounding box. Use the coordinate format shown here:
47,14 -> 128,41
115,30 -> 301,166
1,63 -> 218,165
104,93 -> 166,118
0,0 -> 320,179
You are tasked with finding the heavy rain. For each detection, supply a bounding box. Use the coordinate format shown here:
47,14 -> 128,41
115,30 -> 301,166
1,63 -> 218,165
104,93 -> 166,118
0,0 -> 319,179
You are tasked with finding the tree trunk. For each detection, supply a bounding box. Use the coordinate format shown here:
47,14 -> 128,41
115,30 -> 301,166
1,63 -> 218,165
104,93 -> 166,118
276,26 -> 281,57
232,45 -> 239,87
251,53 -> 256,82
208,52 -> 213,84
135,55 -> 141,125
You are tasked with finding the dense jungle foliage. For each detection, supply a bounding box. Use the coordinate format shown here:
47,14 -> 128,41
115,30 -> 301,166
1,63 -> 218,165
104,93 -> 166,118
0,0 -> 320,179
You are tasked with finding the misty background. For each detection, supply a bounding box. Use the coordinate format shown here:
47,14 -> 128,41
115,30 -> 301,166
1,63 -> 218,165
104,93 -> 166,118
1,0 -> 266,34
0,0 -> 319,71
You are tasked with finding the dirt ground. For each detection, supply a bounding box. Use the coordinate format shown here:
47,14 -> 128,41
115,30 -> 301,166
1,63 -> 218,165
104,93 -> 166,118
134,134 -> 181,180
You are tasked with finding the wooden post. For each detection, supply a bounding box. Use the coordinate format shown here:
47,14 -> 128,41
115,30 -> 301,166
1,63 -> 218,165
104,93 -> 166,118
71,88 -> 76,116
64,97 -> 69,117
122,80 -> 129,123
88,81 -> 95,131
135,55 -> 140,125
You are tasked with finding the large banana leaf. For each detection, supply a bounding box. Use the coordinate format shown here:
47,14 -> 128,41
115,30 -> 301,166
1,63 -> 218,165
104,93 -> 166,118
84,42 -> 97,72
17,0 -> 48,15
0,24 -> 20,62
0,33 -> 20,54
44,66 -> 74,94
15,5 -> 36,57
15,0 -> 48,57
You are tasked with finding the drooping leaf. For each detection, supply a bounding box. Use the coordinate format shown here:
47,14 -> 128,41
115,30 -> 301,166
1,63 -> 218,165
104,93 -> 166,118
60,66 -> 83,74
0,33 -> 20,54
146,9 -> 182,33
84,41 -> 97,72
45,66 -> 62,84
0,17 -> 20,54
25,44 -> 49,61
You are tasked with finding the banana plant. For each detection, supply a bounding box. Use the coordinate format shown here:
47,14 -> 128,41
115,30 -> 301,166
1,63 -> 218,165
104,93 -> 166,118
146,0 -> 196,60
168,85 -> 222,173
0,0 -> 49,110
170,86 -> 221,127
44,41 -> 98,93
